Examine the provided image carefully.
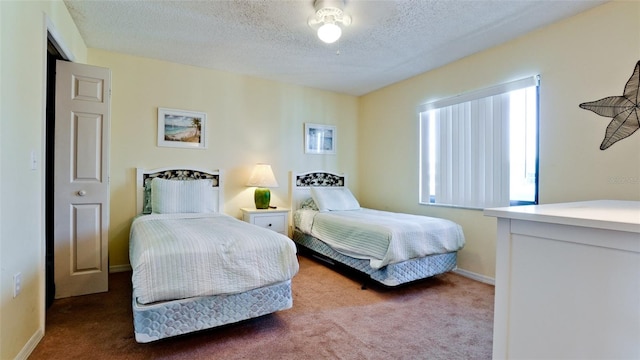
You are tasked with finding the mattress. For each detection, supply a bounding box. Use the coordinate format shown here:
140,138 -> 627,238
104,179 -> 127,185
130,213 -> 299,304
294,208 -> 465,269
294,230 -> 457,286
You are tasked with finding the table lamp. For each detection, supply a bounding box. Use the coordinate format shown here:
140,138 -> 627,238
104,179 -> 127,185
246,164 -> 279,209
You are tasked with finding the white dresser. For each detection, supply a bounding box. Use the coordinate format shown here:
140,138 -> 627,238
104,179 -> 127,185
241,207 -> 290,236
485,200 -> 640,359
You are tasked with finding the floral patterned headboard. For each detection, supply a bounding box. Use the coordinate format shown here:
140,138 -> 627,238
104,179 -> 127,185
136,167 -> 222,214
294,171 -> 345,188
290,170 -> 346,210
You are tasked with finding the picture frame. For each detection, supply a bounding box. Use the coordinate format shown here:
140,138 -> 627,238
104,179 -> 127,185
157,108 -> 207,149
305,123 -> 336,154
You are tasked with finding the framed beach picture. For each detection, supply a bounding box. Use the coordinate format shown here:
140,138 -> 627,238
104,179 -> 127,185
305,123 -> 336,154
157,108 -> 207,149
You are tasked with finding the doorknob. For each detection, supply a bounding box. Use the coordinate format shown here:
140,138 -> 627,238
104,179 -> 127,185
77,190 -> 87,196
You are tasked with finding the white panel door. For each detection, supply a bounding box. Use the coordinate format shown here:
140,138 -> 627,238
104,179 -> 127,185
54,60 -> 111,298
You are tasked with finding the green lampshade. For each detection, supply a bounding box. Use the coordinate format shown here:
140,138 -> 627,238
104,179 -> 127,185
254,188 -> 271,209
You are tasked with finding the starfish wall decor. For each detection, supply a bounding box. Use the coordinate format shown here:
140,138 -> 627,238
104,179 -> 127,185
579,60 -> 640,150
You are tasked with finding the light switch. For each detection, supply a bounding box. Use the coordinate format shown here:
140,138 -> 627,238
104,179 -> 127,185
30,150 -> 37,170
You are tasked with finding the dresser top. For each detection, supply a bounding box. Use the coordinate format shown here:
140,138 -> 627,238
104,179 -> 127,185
484,200 -> 640,233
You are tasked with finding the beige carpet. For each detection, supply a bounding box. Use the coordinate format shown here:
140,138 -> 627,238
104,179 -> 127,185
30,256 -> 494,359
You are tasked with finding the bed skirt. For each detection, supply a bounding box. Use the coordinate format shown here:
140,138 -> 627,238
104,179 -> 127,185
293,230 -> 457,287
132,279 -> 293,343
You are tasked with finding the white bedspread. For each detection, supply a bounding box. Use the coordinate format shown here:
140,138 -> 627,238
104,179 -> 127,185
130,213 -> 299,304
295,208 -> 465,269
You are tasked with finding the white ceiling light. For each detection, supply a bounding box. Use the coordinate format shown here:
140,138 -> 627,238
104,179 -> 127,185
308,0 -> 351,44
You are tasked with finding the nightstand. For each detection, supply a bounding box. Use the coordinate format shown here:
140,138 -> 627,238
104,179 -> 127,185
241,207 -> 290,236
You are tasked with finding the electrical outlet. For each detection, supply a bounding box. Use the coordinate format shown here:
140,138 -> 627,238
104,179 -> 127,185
13,272 -> 22,298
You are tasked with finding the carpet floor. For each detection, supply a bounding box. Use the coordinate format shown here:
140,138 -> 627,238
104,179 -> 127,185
29,255 -> 494,360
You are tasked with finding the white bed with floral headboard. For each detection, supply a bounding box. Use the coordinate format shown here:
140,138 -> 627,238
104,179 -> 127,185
129,167 -> 299,343
290,170 -> 465,287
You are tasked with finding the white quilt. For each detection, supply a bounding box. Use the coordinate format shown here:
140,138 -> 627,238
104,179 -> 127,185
130,213 -> 299,304
295,208 -> 465,269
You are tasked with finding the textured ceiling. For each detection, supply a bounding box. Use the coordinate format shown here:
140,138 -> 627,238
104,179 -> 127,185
63,0 -> 606,96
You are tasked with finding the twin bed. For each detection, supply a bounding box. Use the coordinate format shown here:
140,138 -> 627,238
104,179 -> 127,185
128,167 -> 465,342
290,171 -> 465,287
129,167 -> 299,343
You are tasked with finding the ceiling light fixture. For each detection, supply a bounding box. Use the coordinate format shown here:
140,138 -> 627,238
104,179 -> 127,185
308,0 -> 351,44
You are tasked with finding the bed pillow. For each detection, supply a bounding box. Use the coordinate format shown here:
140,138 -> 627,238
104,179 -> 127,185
151,178 -> 216,214
300,197 -> 319,211
310,187 -> 360,212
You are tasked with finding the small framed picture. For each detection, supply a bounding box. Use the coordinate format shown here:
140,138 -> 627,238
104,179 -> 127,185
157,108 -> 207,149
305,123 -> 336,154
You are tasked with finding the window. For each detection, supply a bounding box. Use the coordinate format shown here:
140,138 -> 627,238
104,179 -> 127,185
419,76 -> 539,209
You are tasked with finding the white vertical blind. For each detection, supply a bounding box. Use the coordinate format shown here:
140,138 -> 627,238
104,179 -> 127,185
419,76 -> 538,209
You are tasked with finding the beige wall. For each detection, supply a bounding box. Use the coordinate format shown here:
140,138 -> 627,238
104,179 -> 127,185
358,1 -> 640,280
87,50 -> 359,269
0,1 -> 87,359
2,0 -> 639,358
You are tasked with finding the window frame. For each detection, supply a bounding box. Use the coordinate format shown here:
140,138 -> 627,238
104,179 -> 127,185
418,76 -> 540,210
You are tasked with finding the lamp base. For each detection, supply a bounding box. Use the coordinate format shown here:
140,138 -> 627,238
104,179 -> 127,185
254,188 -> 271,209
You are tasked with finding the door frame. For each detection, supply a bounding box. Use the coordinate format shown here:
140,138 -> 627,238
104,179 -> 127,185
43,15 -> 74,309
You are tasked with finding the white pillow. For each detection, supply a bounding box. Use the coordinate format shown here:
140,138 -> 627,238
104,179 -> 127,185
310,187 -> 360,212
151,178 -> 216,214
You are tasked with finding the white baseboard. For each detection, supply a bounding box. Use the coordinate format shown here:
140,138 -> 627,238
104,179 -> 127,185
16,328 -> 44,360
109,264 -> 132,273
453,268 -> 495,285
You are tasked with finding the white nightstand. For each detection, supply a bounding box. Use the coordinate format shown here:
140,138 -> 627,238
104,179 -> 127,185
241,207 -> 290,236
